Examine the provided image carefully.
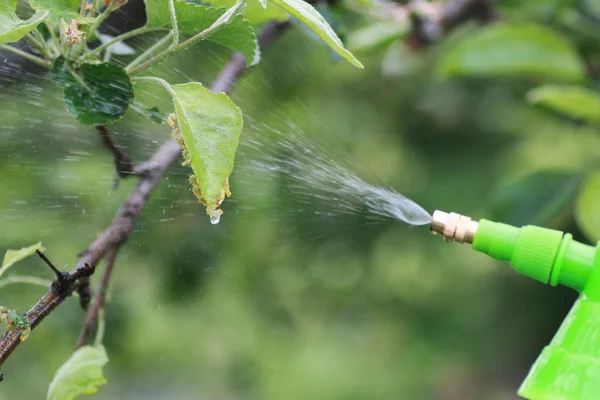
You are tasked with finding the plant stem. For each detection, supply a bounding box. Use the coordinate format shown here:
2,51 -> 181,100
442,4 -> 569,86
33,29 -> 54,57
94,308 -> 106,346
83,0 -> 117,51
132,76 -> 177,97
168,0 -> 179,51
128,0 -> 246,76
45,22 -> 62,56
124,31 -> 173,72
89,0 -> 99,17
75,247 -> 117,350
82,26 -> 155,61
25,33 -> 45,56
0,45 -> 51,68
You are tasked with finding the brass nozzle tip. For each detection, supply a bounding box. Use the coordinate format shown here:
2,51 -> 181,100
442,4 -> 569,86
430,210 -> 478,244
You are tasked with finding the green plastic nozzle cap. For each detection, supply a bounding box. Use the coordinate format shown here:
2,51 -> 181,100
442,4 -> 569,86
473,220 -> 563,284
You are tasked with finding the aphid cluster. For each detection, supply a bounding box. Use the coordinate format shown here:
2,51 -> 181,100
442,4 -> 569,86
167,113 -> 231,223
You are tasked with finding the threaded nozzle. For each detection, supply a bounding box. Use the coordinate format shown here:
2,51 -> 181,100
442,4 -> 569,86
430,210 -> 479,244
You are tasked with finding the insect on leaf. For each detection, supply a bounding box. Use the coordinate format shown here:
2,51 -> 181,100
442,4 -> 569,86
153,79 -> 242,223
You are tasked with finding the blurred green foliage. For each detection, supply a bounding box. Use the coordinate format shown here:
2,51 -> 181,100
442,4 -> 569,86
1,0 -> 600,399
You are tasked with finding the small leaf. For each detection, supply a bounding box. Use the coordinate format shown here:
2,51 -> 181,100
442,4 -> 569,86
437,23 -> 585,81
268,0 -> 363,68
30,0 -> 90,24
488,170 -> 584,226
53,59 -> 134,125
143,106 -> 164,124
145,0 -> 260,66
527,85 -> 600,123
208,0 -> 287,24
347,22 -> 408,53
170,82 -> 243,217
0,242 -> 45,279
47,345 -> 109,400
576,171 -> 600,242
0,0 -> 49,44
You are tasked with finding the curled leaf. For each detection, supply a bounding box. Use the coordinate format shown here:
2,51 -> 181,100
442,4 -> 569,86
169,82 -> 243,221
0,0 -> 49,44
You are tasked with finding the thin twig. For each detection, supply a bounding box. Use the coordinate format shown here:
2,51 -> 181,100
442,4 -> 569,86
74,247 -> 117,350
0,253 -> 95,378
96,125 -> 134,187
0,45 -> 51,68
82,26 -> 154,61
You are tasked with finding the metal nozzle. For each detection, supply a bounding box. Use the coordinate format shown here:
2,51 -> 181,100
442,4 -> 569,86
430,210 -> 479,244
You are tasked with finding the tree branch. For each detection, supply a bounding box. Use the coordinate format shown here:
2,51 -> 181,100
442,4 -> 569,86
75,247 -> 117,350
97,125 -> 135,187
0,20 -> 290,382
0,253 -> 95,381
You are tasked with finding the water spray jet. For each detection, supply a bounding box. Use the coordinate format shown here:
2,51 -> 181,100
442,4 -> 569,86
430,210 -> 600,400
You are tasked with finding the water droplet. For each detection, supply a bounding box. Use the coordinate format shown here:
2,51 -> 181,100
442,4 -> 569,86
210,213 -> 221,225
208,208 -> 221,225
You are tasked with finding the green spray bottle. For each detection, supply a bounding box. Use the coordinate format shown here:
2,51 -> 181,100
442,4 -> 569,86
431,210 -> 600,400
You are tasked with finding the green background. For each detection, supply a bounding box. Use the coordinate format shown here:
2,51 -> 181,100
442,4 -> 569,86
1,0 -> 600,398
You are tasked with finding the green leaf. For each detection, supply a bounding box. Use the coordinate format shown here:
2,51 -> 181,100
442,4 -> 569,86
347,22 -> 408,53
576,171 -> 600,243
206,0 -> 287,24
139,76 -> 243,220
145,0 -> 260,66
47,345 -> 109,400
267,0 -> 363,68
437,23 -> 585,81
488,170 -> 584,226
52,58 -> 134,125
0,0 -> 49,44
0,242 -> 45,279
30,0 -> 89,24
170,82 -> 243,220
527,85 -> 600,123
143,106 -> 165,124
50,55 -> 74,86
